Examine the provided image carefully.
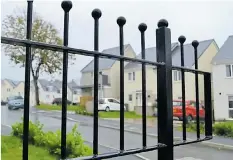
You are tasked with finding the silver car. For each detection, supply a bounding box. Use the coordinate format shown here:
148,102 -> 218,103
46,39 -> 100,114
8,98 -> 24,110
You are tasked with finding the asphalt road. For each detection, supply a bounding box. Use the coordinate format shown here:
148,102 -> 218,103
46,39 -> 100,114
1,106 -> 233,160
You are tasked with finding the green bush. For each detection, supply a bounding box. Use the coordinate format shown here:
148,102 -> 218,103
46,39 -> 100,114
75,107 -> 93,116
213,121 -> 233,138
180,120 -> 233,138
11,120 -> 92,158
185,122 -> 205,134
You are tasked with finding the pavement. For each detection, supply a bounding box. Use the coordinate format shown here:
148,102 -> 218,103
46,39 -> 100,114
1,106 -> 233,160
35,109 -> 233,148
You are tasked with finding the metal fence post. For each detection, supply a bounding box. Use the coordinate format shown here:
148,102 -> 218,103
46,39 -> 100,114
61,1 -> 72,159
156,19 -> 173,160
23,1 -> 33,160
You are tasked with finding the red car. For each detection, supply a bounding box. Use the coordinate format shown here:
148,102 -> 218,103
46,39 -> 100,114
173,100 -> 205,122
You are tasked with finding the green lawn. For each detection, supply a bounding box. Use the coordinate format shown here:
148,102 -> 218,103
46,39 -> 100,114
36,104 -> 80,111
1,136 -> 56,160
98,111 -> 154,119
36,104 -> 155,119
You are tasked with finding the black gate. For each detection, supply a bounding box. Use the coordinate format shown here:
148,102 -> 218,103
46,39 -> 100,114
1,0 -> 213,160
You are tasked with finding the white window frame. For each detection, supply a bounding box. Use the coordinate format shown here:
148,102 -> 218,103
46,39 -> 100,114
128,72 -> 135,81
226,64 -> 233,78
128,94 -> 132,101
173,70 -> 181,81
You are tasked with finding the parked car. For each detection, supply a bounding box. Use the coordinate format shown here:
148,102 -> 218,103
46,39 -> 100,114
7,96 -> 23,102
52,98 -> 72,105
1,100 -> 7,105
8,98 -> 24,110
98,98 -> 126,112
173,100 -> 205,122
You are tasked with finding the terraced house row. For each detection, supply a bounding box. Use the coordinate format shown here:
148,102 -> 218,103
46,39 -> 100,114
80,35 -> 233,121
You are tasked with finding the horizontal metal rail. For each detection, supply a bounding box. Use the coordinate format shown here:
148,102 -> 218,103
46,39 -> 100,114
1,36 -> 210,75
1,37 -> 164,67
173,136 -> 213,147
68,144 -> 167,160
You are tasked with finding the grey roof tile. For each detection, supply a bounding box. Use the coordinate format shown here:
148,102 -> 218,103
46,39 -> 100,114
125,40 -> 214,69
125,42 -> 179,69
212,35 -> 233,64
4,79 -> 23,87
172,39 -> 214,67
38,79 -> 79,92
81,44 -> 132,72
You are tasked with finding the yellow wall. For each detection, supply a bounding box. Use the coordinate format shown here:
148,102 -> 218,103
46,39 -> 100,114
110,45 -> 136,99
13,82 -> 25,97
1,80 -> 14,101
172,41 -> 218,101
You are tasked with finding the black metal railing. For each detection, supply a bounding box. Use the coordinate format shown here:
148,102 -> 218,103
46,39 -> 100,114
1,0 -> 213,160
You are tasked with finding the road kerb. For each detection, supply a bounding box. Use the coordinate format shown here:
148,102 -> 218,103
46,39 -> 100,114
32,111 -> 233,152
65,117 -> 233,151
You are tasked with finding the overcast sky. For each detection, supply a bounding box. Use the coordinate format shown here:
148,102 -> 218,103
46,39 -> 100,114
1,0 -> 233,82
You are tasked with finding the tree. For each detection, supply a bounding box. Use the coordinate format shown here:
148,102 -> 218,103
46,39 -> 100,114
2,11 -> 74,105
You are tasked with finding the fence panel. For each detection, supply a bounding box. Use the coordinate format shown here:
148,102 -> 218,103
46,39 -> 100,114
1,0 -> 213,160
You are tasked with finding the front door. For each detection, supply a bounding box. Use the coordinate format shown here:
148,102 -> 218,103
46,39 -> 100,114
136,92 -> 142,106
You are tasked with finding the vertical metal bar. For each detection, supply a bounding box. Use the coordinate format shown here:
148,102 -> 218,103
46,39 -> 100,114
192,40 -> 200,139
204,73 -> 213,136
92,8 -> 102,156
117,16 -> 126,151
138,23 -> 147,148
61,1 -> 72,159
156,19 -> 173,160
23,1 -> 33,160
178,36 -> 187,141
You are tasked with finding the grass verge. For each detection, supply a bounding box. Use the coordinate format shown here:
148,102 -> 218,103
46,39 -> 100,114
98,111 -> 154,119
1,135 -> 56,160
36,104 -> 80,111
36,104 -> 155,119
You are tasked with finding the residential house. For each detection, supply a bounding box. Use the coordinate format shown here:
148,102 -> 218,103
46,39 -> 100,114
124,39 -> 219,111
212,35 -> 233,120
31,79 -> 80,104
68,81 -> 81,104
1,79 -> 24,101
13,81 -> 25,97
80,44 -> 136,99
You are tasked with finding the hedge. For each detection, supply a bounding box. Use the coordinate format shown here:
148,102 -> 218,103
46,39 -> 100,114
11,119 -> 92,158
181,121 -> 233,138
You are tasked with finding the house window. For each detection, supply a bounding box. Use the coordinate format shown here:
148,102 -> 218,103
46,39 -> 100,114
73,91 -> 78,94
133,72 -> 135,80
57,90 -> 61,93
228,96 -> 233,118
128,72 -> 135,81
226,64 -> 233,77
7,88 -> 11,92
173,70 -> 181,81
128,94 -> 132,101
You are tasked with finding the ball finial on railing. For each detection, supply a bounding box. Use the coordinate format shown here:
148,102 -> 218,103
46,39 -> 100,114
157,19 -> 168,28
178,35 -> 186,44
92,8 -> 102,19
61,0 -> 73,12
192,40 -> 199,48
117,16 -> 126,26
138,23 -> 147,32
